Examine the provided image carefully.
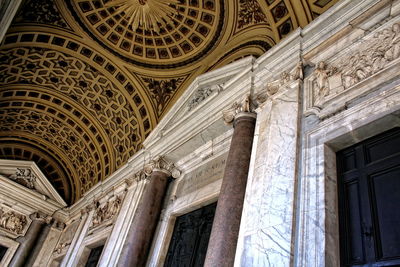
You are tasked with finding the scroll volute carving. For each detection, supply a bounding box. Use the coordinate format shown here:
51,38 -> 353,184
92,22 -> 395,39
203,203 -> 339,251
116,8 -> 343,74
222,94 -> 255,125
144,156 -> 180,178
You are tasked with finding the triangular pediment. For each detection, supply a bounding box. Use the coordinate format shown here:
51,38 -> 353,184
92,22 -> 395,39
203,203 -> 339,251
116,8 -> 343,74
0,159 -> 67,207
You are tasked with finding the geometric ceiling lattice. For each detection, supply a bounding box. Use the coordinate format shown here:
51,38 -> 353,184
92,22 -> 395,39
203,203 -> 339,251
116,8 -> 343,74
68,0 -> 223,67
0,0 -> 340,202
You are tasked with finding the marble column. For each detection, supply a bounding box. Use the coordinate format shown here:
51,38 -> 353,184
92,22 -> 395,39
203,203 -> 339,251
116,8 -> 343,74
204,96 -> 257,267
117,156 -> 179,267
9,212 -> 47,267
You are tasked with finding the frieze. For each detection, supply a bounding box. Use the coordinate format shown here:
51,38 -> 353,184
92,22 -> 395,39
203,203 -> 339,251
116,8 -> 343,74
0,207 -> 29,237
305,21 -> 400,118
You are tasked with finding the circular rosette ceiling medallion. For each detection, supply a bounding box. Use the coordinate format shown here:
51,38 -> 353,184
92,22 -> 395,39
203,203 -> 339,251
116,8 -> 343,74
69,0 -> 224,67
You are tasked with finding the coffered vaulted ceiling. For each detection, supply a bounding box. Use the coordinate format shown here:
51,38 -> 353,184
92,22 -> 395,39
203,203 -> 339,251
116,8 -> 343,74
0,0 -> 339,204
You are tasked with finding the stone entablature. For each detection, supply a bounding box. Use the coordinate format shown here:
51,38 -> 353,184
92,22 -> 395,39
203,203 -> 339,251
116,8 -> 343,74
304,20 -> 400,118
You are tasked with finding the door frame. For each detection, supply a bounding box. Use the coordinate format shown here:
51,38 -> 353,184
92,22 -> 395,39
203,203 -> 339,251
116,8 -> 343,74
296,84 -> 400,267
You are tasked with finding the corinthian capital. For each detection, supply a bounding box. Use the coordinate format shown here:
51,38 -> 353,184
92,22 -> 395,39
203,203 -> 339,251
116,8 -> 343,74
144,156 -> 180,178
222,94 -> 255,124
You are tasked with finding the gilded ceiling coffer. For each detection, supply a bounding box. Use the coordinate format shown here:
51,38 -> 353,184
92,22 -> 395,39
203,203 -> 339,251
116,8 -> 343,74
204,95 -> 257,267
118,156 -> 180,266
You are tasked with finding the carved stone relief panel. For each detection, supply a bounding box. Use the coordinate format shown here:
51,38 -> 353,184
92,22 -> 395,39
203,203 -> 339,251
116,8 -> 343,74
89,194 -> 125,231
7,168 -> 36,189
0,206 -> 30,238
304,20 -> 400,118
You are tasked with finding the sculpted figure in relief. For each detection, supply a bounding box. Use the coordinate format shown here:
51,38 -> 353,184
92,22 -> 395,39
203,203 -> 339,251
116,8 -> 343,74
314,61 -> 337,106
384,23 -> 400,61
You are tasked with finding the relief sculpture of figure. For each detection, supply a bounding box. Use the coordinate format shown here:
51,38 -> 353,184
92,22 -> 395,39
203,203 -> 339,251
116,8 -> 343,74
385,23 -> 400,61
314,61 -> 336,106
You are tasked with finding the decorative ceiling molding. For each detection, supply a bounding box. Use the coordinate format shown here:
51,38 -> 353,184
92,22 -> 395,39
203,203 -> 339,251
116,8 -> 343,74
0,0 -> 340,202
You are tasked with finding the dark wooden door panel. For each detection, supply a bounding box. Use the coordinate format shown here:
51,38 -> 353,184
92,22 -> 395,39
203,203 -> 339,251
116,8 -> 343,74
164,202 -> 217,267
0,245 -> 7,262
85,245 -> 104,267
343,180 -> 365,265
369,166 -> 400,261
337,127 -> 400,267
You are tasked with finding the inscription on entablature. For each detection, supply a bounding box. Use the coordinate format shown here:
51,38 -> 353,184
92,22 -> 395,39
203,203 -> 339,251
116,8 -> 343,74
176,154 -> 227,197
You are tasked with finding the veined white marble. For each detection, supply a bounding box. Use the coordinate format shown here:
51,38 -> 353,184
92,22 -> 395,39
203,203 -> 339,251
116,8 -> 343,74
2,0 -> 400,266
235,80 -> 300,267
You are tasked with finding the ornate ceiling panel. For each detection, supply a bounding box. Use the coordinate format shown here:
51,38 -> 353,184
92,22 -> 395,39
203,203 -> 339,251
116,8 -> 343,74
0,0 -> 339,203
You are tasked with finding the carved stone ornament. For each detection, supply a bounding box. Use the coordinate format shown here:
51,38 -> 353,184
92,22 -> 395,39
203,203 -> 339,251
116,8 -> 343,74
0,207 -> 28,236
188,84 -> 222,111
54,242 -> 70,254
134,169 -> 147,181
305,22 -> 400,117
8,167 -> 36,189
143,156 -> 180,178
254,61 -> 304,107
222,94 -> 255,125
52,220 -> 66,231
91,195 -> 124,228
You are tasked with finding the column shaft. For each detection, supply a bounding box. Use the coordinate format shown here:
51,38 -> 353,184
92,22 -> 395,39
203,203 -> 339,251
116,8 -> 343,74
25,222 -> 52,266
204,113 -> 256,267
9,218 -> 46,267
118,170 -> 169,267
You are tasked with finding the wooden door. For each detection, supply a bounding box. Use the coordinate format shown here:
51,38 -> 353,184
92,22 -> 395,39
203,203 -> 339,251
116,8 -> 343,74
164,202 -> 217,267
337,128 -> 400,267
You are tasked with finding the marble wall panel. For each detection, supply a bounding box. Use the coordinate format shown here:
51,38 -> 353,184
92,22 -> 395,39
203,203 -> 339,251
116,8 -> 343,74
235,84 -> 300,267
296,83 -> 400,267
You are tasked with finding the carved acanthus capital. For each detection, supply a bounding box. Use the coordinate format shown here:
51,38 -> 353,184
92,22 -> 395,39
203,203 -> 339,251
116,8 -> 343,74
222,94 -> 255,124
144,156 -> 180,178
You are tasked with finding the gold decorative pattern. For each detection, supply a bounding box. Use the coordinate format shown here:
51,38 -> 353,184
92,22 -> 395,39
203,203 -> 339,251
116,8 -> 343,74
104,0 -> 179,33
69,0 -> 221,64
0,0 -> 340,202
